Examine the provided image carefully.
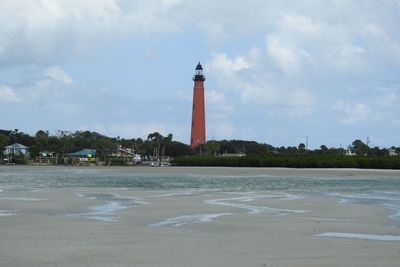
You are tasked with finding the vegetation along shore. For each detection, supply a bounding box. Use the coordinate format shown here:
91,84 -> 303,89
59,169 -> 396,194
1,129 -> 400,169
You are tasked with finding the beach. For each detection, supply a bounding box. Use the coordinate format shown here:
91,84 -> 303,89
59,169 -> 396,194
0,166 -> 399,267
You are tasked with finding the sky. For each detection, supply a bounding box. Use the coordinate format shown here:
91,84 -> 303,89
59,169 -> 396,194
0,0 -> 400,149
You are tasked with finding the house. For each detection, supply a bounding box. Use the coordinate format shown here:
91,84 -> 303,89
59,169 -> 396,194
65,149 -> 97,164
2,143 -> 30,163
4,143 -> 29,155
345,147 -> 355,156
108,145 -> 141,165
37,151 -> 56,159
389,148 -> 398,156
111,145 -> 134,158
32,151 -> 58,165
219,152 -> 246,157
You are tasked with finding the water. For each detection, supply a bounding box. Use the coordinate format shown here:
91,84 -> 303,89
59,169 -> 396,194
1,166 -> 399,193
1,166 -> 400,239
68,192 -> 147,222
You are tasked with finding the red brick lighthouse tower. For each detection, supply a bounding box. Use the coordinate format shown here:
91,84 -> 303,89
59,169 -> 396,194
190,62 -> 206,148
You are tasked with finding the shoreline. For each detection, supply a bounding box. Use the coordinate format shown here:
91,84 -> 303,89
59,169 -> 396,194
2,164 -> 400,177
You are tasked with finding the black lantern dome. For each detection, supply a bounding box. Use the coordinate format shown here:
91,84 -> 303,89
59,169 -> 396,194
193,62 -> 205,81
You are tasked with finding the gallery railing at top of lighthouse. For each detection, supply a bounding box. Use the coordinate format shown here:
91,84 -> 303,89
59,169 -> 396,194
193,74 -> 206,81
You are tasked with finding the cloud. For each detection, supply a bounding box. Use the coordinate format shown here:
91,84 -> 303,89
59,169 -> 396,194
24,66 -> 74,103
206,53 -> 251,79
1,0 -> 399,68
280,14 -> 322,35
266,34 -> 312,75
206,90 -> 234,120
241,83 -> 316,115
42,66 -> 73,85
79,122 -> 168,139
207,50 -> 317,116
333,101 -> 372,124
1,1 -> 400,146
0,65 -> 75,105
333,86 -> 400,125
365,23 -> 400,62
0,0 -> 121,64
0,85 -> 22,103
211,121 -> 235,140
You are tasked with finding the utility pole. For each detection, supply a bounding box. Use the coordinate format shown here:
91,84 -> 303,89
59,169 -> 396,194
366,137 -> 370,147
305,136 -> 309,150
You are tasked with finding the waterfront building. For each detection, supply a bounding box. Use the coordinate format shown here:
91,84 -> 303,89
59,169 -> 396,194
3,143 -> 29,155
65,149 -> 97,164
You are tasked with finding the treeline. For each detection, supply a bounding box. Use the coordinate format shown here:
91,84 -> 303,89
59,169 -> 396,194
0,129 -> 192,159
194,139 -> 399,157
172,155 -> 400,169
1,128 -> 400,166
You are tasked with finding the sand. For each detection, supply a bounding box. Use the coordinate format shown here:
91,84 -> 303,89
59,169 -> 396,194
4,165 -> 400,177
84,165 -> 400,177
0,166 -> 399,266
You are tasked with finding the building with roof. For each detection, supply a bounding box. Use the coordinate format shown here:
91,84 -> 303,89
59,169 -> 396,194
107,145 -> 141,165
4,143 -> 29,155
31,151 -> 58,165
65,149 -> 97,165
2,143 -> 30,163
389,148 -> 398,156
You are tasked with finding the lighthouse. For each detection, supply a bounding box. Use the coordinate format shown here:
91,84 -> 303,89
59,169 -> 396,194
190,62 -> 206,148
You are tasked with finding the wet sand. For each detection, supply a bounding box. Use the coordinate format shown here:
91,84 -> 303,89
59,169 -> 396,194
1,181 -> 400,267
1,166 -> 400,266
3,164 -> 400,177
130,166 -> 400,177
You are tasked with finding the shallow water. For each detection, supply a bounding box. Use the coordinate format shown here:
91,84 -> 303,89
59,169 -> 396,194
1,166 -> 400,267
0,166 -> 399,193
1,166 -> 399,234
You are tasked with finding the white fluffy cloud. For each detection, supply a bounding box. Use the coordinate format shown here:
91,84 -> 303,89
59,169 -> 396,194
1,0 -> 399,66
205,90 -> 234,120
207,53 -> 252,80
0,85 -> 22,103
333,101 -> 372,124
333,86 -> 400,125
42,66 -> 73,85
280,14 -> 322,35
1,1 -> 400,146
0,66 -> 74,104
266,34 -> 313,75
0,0 -> 121,64
79,122 -> 168,139
207,49 -> 316,115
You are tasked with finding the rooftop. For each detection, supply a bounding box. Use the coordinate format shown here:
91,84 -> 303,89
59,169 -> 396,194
5,143 -> 29,149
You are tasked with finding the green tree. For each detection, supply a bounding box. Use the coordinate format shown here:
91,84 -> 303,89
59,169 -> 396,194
202,140 -> 221,156
352,139 -> 369,155
0,134 -> 10,159
298,143 -> 306,150
34,130 -> 49,153
320,145 -> 328,152
165,141 -> 193,157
